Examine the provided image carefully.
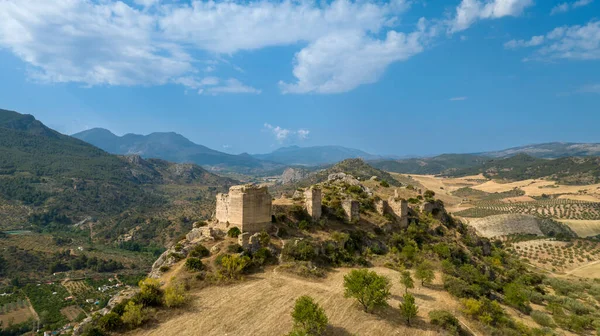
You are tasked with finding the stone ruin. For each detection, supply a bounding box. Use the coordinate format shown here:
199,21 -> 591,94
375,197 -> 409,228
215,184 -> 272,233
342,200 -> 360,222
303,187 -> 322,220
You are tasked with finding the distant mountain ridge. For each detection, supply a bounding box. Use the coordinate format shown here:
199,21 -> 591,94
477,142 -> 600,159
73,128 -> 280,173
252,145 -> 382,166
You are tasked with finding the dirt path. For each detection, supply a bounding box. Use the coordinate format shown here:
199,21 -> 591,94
130,267 -> 482,336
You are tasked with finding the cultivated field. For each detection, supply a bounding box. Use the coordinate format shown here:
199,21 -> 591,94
129,267 -> 483,336
466,214 -> 543,238
506,239 -> 600,274
0,299 -> 37,328
63,280 -> 93,296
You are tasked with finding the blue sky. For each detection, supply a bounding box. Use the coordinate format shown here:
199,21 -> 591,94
0,0 -> 598,156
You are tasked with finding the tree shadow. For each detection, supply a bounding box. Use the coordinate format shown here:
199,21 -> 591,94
374,305 -> 437,332
413,292 -> 436,301
326,325 -> 355,336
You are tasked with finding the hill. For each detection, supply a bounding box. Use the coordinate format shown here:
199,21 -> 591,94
288,158 -> 402,188
253,145 -> 381,166
72,128 -> 282,173
0,109 -> 236,238
479,142 -> 600,159
444,153 -> 600,184
369,154 -> 488,175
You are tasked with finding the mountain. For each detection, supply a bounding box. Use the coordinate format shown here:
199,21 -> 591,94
73,128 -> 281,173
444,153 -> 600,184
253,145 -> 381,166
369,154 -> 489,175
478,142 -> 600,159
0,108 -> 236,241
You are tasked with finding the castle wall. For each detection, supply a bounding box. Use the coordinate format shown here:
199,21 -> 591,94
342,200 -> 360,222
304,187 -> 322,220
215,185 -> 272,233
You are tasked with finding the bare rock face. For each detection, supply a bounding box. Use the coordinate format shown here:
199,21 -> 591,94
327,172 -> 361,186
281,167 -> 309,184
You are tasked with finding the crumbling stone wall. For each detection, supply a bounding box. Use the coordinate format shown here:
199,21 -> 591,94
215,184 -> 272,233
304,187 -> 322,220
342,200 -> 360,222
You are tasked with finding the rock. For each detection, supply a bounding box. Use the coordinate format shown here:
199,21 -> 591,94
327,172 -> 361,186
186,227 -> 217,242
370,176 -> 379,181
281,167 -> 309,184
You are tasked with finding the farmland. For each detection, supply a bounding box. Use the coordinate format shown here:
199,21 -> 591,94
455,199 -> 600,220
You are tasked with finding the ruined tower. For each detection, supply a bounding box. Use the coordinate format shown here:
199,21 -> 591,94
304,187 -> 322,220
342,200 -> 360,222
215,184 -> 272,233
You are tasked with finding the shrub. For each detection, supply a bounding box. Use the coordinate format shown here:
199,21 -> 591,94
343,269 -> 390,313
530,310 -> 554,328
219,254 -> 251,279
298,220 -> 311,230
289,296 -> 328,336
164,283 -> 187,308
121,302 -> 146,327
97,312 -> 122,331
189,244 -> 210,258
399,293 -> 419,326
252,247 -> 273,266
400,271 -> 414,294
380,180 -> 390,188
185,257 -> 204,272
282,240 -> 317,261
257,231 -> 271,247
227,244 -> 244,253
429,310 -> 462,334
415,261 -> 435,287
137,278 -> 162,306
227,227 -> 241,238
159,265 -> 170,273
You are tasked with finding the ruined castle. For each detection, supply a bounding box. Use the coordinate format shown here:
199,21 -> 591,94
215,184 -> 273,233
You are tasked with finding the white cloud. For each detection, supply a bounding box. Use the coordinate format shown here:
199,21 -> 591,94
504,35 -> 545,49
449,0 -> 534,33
202,79 -> 261,95
297,129 -> 310,140
505,21 -> 600,61
280,18 -> 435,94
551,0 -> 593,15
264,124 -> 310,142
450,96 -> 468,101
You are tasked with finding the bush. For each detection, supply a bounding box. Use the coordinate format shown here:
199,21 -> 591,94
189,244 -> 210,258
429,310 -> 462,334
219,254 -> 251,279
185,257 -> 204,272
530,310 -> 554,328
164,283 -> 187,308
227,244 -> 244,253
137,278 -> 162,306
289,296 -> 328,336
282,240 -> 317,261
121,302 -> 146,327
343,269 -> 390,313
97,312 -> 122,331
380,180 -> 390,188
252,247 -> 273,266
298,220 -> 311,230
227,227 -> 241,238
159,265 -> 170,273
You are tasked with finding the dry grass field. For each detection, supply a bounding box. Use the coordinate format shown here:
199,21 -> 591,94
556,220 -> 600,237
467,214 -> 543,238
129,267 -> 485,336
61,305 -> 85,321
0,302 -> 37,327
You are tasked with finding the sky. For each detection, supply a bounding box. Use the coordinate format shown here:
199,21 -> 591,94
0,0 -> 598,156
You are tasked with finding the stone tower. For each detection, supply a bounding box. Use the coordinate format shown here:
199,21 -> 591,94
215,184 -> 272,233
304,187 -> 322,220
342,200 -> 360,222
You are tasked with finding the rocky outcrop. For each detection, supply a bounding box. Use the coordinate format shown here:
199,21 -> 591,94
281,167 -> 309,184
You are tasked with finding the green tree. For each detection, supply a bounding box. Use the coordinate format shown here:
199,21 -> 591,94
97,312 -> 122,331
400,271 -> 414,294
415,261 -> 435,287
343,269 -> 390,313
121,301 -> 145,327
289,296 -> 328,336
503,283 -> 531,314
399,293 -> 419,326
